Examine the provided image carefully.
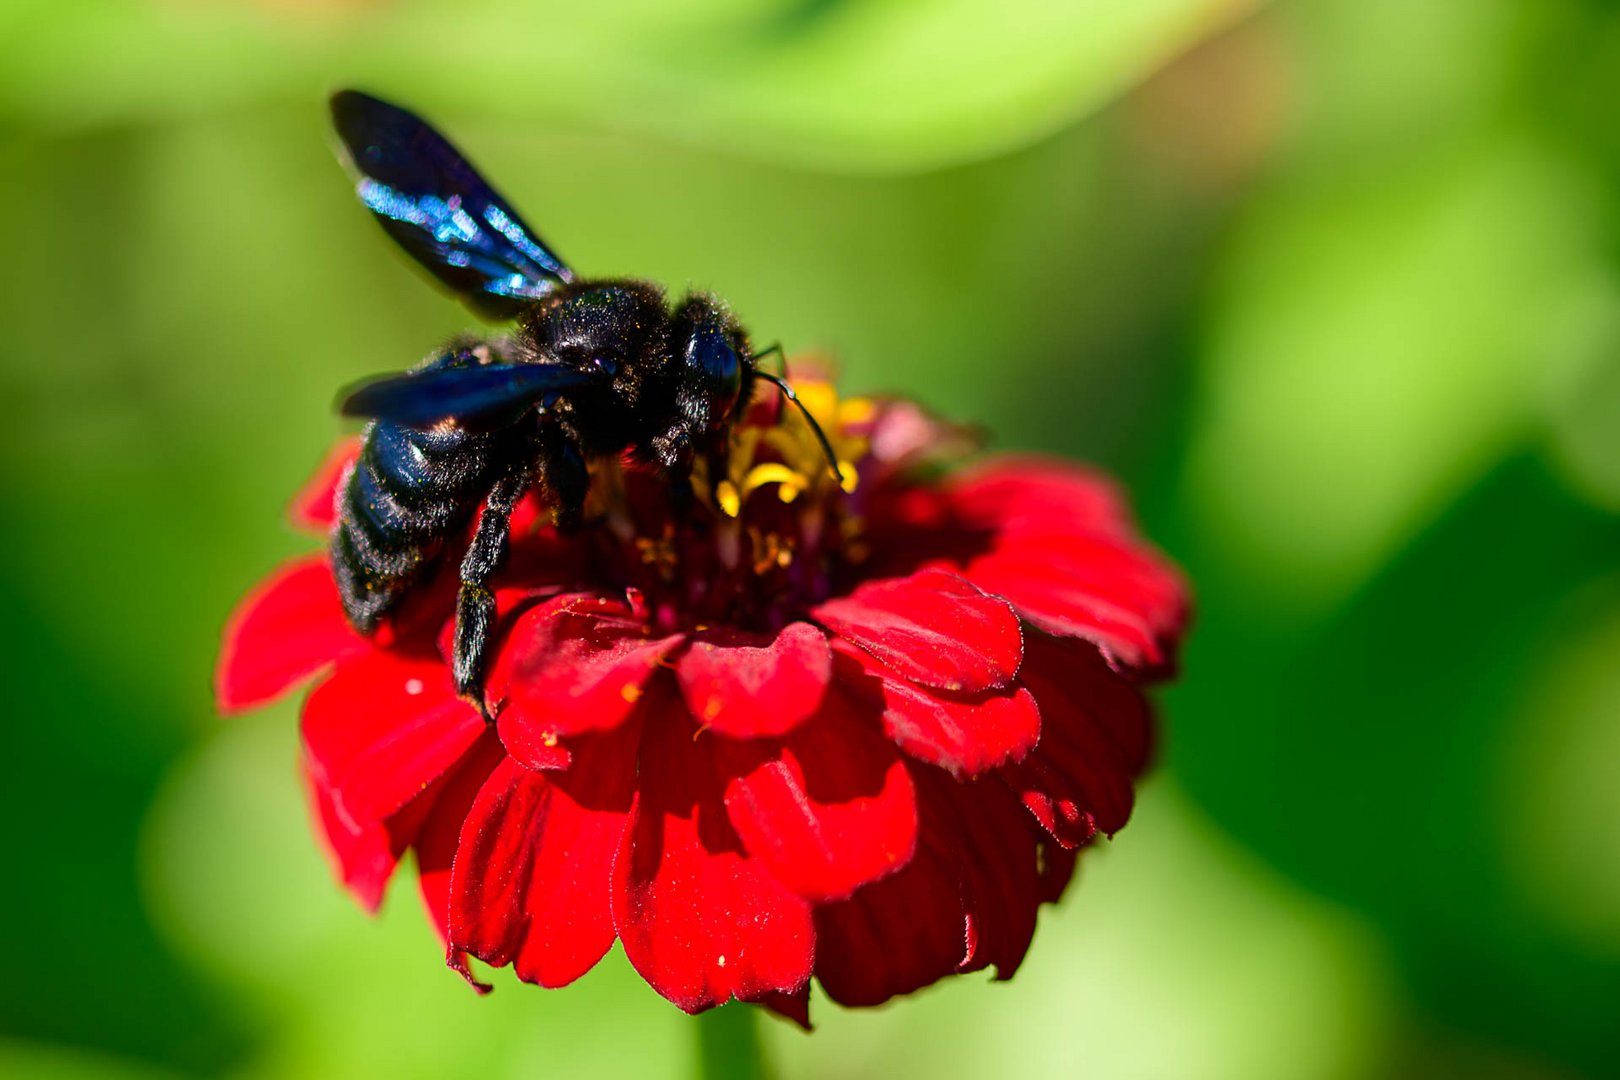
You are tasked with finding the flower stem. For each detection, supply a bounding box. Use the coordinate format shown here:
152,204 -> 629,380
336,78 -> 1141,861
696,1004 -> 769,1080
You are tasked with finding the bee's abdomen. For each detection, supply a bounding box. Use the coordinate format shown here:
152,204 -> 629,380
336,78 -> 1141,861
332,420 -> 498,633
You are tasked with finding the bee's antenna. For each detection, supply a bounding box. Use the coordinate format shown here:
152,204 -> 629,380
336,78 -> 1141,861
756,370 -> 849,490
750,342 -> 787,376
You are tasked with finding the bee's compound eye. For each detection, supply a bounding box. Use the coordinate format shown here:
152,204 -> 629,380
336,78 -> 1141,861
684,321 -> 741,428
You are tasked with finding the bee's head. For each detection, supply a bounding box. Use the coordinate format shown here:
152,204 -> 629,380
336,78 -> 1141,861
662,295 -> 750,467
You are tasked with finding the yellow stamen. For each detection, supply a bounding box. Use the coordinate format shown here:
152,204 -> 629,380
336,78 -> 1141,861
793,382 -> 839,424
634,529 -> 679,580
715,480 -> 741,518
741,462 -> 806,504
839,397 -> 877,425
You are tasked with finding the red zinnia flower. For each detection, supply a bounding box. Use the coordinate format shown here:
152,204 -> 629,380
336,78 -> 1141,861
216,373 -> 1188,1021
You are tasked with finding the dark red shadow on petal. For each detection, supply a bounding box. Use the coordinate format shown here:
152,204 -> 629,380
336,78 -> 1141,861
612,691 -> 813,1013
717,686 -> 918,902
216,557 -> 367,713
928,772 -> 1040,981
675,622 -> 832,738
813,765 -> 1044,1006
449,720 -> 640,988
834,643 -> 1039,777
812,812 -> 969,1006
1037,839 -> 1079,905
999,633 -> 1152,846
812,567 -> 1023,694
745,986 -> 812,1031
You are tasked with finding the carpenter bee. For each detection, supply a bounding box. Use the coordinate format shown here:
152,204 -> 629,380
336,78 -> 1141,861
326,89 -> 838,718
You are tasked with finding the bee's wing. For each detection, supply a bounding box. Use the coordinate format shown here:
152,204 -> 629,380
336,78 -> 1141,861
331,90 -> 573,321
340,363 -> 597,432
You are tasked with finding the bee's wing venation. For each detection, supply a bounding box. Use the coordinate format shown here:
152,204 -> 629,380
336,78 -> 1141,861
339,363 -> 598,432
331,89 -> 573,320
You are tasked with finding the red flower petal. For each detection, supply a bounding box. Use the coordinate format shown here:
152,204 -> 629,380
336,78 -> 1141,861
999,634 -> 1149,845
747,986 -> 812,1030
449,722 -> 639,988
288,437 -> 360,532
946,457 -> 1137,538
613,702 -> 814,1013
1036,839 -> 1079,904
814,768 -> 1042,1006
413,733 -> 505,991
813,568 -> 1023,694
216,557 -> 367,713
942,460 -> 1188,676
491,593 -> 683,767
301,650 -> 485,828
303,755 -> 427,913
981,532 -> 1186,632
835,643 -> 1040,777
717,688 -> 917,902
675,622 -> 832,738
963,558 -> 1169,674
935,775 -> 1040,980
812,825 -> 969,1007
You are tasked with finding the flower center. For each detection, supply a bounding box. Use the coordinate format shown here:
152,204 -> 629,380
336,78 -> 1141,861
577,380 -> 872,633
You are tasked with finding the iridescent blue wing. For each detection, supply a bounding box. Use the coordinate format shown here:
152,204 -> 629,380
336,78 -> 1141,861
331,89 -> 573,321
340,363 -> 597,432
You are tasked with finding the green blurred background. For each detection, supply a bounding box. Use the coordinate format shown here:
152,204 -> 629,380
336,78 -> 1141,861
4,0 -> 1619,1077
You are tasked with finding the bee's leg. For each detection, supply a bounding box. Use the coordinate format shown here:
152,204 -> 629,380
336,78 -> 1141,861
538,436 -> 589,534
667,476 -> 693,524
454,470 -> 530,721
666,467 -> 696,521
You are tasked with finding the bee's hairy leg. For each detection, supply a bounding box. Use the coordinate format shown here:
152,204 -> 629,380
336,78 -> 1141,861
539,436 -> 589,534
454,468 -> 530,721
666,471 -> 696,522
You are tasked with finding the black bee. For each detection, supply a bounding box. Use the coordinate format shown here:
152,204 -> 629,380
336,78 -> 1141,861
326,89 -> 837,718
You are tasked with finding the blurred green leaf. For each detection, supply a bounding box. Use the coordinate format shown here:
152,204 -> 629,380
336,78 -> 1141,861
765,783 -> 1394,1080
1541,296 -> 1620,512
0,0 -> 1260,174
1502,587 -> 1620,961
0,1041 -> 181,1080
1179,0 -> 1613,612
